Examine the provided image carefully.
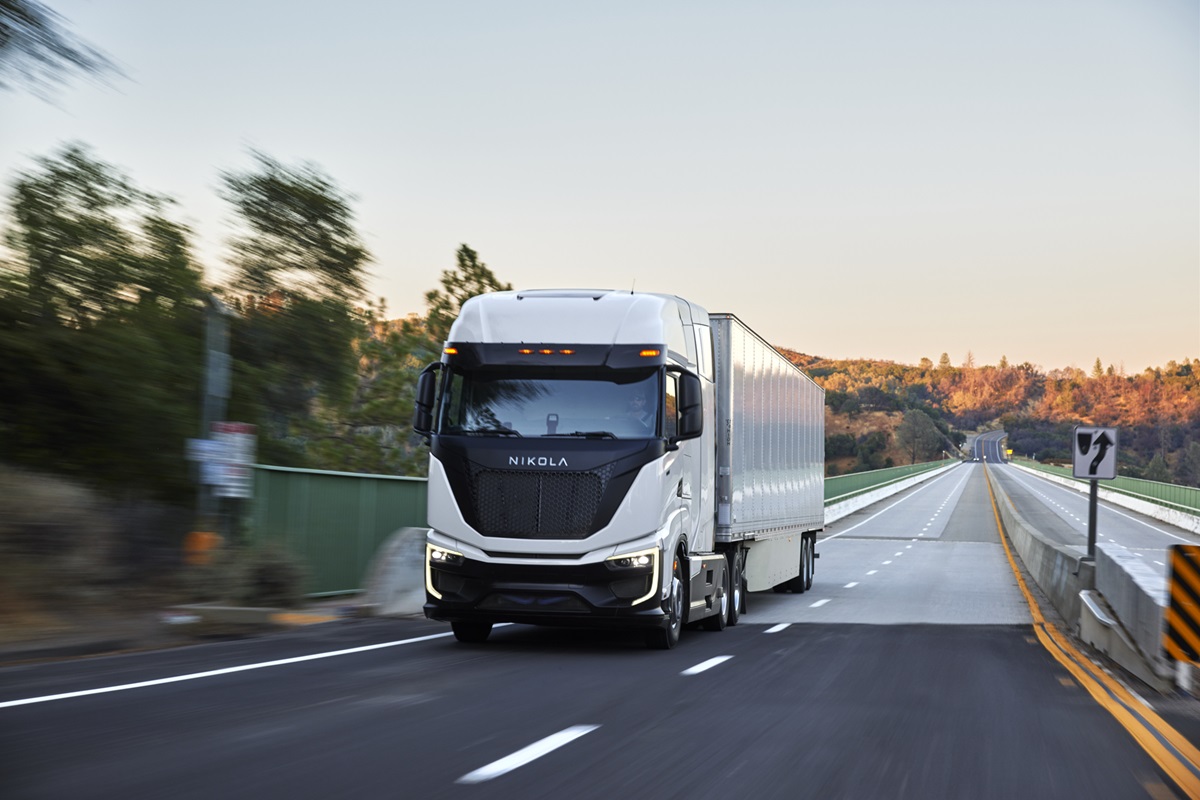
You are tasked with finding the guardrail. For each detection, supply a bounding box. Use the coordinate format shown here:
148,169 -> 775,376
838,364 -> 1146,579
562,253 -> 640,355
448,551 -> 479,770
825,458 -> 958,506
248,465 -> 428,596
1010,457 -> 1200,515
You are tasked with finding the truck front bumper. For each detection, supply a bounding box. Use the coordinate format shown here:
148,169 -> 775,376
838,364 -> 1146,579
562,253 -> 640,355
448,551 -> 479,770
424,549 -> 669,629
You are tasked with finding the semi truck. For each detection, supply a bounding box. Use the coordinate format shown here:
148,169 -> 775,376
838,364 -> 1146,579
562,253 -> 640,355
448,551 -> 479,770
412,289 -> 825,648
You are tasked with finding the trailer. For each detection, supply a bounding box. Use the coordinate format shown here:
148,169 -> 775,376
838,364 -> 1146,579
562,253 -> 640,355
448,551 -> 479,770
412,289 -> 824,648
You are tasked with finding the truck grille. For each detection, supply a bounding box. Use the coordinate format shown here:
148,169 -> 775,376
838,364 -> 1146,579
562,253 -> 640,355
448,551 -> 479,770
467,464 -> 614,539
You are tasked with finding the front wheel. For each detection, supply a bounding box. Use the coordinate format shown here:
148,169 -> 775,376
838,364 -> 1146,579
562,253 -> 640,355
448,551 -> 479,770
701,559 -> 729,632
647,554 -> 685,649
451,620 -> 492,643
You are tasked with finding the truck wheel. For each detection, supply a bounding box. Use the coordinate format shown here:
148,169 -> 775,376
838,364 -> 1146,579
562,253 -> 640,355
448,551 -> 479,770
805,535 -> 815,591
702,561 -> 728,631
727,552 -> 742,626
786,538 -> 808,593
451,620 -> 492,643
647,556 -> 685,649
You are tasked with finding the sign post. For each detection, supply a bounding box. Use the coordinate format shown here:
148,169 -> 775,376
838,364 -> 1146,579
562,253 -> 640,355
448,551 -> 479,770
1072,426 -> 1118,559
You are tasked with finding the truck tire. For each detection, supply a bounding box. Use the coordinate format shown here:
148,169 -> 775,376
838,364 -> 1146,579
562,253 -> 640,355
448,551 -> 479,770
451,620 -> 492,643
702,561 -> 728,631
647,555 -> 685,649
786,537 -> 809,593
727,551 -> 742,626
805,535 -> 815,591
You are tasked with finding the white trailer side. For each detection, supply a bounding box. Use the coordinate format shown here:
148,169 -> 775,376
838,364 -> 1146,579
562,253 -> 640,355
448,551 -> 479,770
710,313 -> 825,591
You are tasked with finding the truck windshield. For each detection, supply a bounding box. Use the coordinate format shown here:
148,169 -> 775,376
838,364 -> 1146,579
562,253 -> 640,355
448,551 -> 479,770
438,371 -> 660,439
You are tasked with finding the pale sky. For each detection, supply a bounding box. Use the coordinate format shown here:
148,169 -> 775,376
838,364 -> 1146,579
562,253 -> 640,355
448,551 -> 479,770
3,1 -> 1197,371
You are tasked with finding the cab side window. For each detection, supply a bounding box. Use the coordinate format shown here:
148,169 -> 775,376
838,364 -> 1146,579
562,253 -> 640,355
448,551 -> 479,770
664,373 -> 679,439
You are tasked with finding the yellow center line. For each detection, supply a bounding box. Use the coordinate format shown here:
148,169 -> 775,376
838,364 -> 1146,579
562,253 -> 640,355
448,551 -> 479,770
985,465 -> 1200,800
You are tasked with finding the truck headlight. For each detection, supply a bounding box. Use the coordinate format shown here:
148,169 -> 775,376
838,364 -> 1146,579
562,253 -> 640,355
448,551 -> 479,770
606,547 -> 659,605
426,543 -> 465,600
428,544 -> 464,566
606,548 -> 656,570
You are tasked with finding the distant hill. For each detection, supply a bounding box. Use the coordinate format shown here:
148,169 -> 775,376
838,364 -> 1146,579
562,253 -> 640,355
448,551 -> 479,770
778,349 -> 1200,485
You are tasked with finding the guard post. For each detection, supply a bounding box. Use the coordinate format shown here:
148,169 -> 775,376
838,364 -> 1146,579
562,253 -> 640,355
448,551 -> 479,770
1165,545 -> 1200,693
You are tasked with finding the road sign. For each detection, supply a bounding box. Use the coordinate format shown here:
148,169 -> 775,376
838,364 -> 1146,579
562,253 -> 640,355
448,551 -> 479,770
1072,426 -> 1118,480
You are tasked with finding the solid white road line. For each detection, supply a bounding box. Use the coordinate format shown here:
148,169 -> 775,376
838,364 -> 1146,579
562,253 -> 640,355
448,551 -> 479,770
0,630 -> 462,709
457,725 -> 600,784
681,656 -> 734,675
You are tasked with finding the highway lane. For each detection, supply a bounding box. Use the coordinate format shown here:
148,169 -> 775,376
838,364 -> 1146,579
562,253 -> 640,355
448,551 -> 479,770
991,464 -> 1199,575
2,465 -> 1196,799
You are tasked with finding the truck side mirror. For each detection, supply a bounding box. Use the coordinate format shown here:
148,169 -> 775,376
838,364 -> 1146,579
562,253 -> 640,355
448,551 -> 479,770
675,372 -> 703,441
412,364 -> 441,436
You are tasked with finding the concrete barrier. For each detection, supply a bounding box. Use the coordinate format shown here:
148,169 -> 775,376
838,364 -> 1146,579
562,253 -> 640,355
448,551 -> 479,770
361,527 -> 429,617
985,467 -> 1092,630
1094,541 -> 1172,683
987,466 -> 1179,690
825,462 -> 963,525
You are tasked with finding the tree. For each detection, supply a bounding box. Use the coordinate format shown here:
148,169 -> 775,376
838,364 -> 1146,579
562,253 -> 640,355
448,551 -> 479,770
1174,442 -> 1200,488
222,151 -> 370,305
0,144 -> 205,500
6,143 -> 144,325
895,409 -> 943,464
422,244 -> 512,346
938,352 -> 952,370
1143,453 -> 1171,483
0,0 -> 120,94
999,355 -> 1009,369
219,152 -> 372,452
1092,357 -> 1104,379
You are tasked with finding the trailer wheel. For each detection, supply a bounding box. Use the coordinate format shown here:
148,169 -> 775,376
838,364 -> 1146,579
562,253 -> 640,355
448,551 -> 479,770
786,537 -> 808,593
804,535 -> 815,591
727,551 -> 742,626
451,620 -> 492,643
702,561 -> 728,631
647,555 -> 685,649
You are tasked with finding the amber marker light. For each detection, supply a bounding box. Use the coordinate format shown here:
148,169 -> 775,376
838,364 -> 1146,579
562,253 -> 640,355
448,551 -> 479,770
640,349 -> 661,357
443,347 -> 458,355
518,348 -> 533,355
559,349 -> 575,355
539,349 -> 554,355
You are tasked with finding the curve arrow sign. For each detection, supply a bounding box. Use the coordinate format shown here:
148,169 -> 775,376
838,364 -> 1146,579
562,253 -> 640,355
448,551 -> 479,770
1089,432 -> 1112,476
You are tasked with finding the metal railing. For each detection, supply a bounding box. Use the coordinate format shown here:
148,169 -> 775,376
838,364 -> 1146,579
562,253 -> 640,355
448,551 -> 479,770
247,465 -> 428,596
1010,457 -> 1200,515
825,458 -> 956,506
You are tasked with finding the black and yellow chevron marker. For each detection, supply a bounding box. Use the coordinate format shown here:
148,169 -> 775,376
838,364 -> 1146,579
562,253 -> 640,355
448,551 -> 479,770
1166,545 -> 1200,663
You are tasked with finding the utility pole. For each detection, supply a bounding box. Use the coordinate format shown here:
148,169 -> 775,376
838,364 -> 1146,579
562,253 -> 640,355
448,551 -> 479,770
197,295 -> 233,533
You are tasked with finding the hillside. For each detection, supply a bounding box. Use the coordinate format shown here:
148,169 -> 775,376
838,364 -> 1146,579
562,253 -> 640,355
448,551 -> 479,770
780,349 -> 1200,485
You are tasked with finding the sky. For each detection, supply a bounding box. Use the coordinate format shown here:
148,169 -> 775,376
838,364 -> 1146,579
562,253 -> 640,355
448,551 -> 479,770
2,1 -> 1197,372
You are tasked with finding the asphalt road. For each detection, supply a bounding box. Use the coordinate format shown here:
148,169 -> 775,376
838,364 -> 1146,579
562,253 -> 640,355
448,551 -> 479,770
3,464 -> 1198,800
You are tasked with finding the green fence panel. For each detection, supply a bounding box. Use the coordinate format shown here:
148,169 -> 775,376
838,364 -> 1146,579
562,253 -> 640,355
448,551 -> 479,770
1011,458 -> 1200,515
825,459 -> 954,505
249,465 -> 428,596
